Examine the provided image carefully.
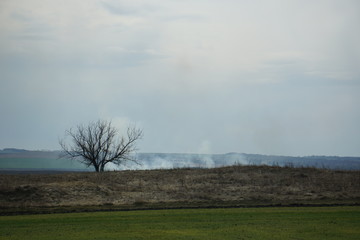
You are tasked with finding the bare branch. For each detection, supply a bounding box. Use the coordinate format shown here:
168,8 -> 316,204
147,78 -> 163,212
59,120 -> 143,172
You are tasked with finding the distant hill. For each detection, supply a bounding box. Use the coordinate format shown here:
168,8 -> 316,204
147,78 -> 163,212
1,149 -> 360,172
1,148 -> 29,153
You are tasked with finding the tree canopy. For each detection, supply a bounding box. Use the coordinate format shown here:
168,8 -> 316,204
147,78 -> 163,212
59,120 -> 143,172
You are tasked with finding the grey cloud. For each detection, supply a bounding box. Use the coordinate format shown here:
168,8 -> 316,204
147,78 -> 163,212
100,2 -> 137,16
10,12 -> 33,22
12,34 -> 53,41
0,0 -> 359,157
100,1 -> 158,16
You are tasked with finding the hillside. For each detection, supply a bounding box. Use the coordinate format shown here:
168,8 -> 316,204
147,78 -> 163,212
1,165 -> 359,214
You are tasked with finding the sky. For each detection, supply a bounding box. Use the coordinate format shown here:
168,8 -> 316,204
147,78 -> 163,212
0,0 -> 359,156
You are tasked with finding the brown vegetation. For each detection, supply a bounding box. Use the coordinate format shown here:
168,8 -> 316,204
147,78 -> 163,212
0,165 -> 359,214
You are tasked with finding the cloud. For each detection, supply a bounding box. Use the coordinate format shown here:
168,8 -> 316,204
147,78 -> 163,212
100,0 -> 158,16
0,0 -> 359,156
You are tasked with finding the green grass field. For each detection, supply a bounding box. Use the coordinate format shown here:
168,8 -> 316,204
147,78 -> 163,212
1,206 -> 359,240
0,158 -> 85,169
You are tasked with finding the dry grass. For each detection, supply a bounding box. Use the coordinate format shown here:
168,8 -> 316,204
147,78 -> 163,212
0,165 -> 359,212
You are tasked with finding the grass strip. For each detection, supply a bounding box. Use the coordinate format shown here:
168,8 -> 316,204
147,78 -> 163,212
1,206 -> 359,240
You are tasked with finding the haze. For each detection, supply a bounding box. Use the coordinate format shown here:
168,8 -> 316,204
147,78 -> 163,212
0,0 -> 359,156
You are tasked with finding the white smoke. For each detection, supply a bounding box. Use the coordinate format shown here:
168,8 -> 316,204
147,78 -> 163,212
105,151 -> 248,171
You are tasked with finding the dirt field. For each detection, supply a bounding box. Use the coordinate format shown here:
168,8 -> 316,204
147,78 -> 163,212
1,165 -> 359,214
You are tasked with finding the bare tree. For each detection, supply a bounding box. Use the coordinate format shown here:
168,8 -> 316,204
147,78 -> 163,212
59,120 -> 143,172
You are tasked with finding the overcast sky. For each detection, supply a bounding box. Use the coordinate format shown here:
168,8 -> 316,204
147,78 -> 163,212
0,0 -> 359,156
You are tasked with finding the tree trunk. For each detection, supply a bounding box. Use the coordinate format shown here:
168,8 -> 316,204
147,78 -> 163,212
100,164 -> 105,172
